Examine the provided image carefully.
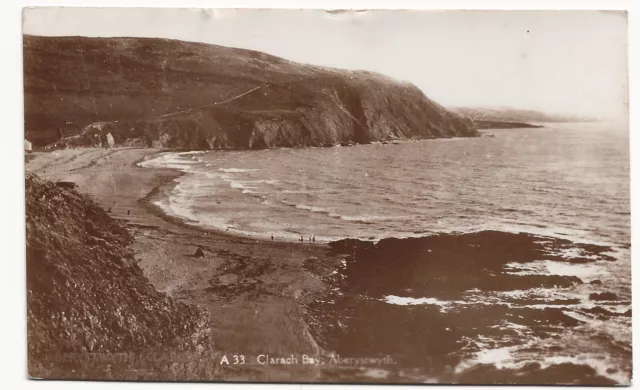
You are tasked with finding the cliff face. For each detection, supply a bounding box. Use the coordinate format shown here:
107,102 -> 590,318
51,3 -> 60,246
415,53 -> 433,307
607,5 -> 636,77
24,35 -> 477,149
26,174 -> 210,372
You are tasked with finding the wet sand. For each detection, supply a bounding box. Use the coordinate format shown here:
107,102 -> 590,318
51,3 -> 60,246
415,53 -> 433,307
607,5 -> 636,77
26,148 -> 341,382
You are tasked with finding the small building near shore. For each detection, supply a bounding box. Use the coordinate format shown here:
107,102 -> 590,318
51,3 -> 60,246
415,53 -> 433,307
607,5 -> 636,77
24,139 -> 32,152
105,133 -> 115,148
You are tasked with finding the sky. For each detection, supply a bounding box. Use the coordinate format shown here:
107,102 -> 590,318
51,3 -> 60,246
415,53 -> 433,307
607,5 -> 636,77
23,8 -> 629,120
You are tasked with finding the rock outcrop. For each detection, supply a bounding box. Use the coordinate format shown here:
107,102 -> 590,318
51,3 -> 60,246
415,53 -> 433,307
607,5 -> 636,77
26,174 -> 210,375
24,35 -> 477,149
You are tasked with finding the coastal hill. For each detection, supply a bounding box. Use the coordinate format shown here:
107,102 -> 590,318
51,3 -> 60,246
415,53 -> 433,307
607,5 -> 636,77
451,106 -> 590,129
24,35 -> 477,149
26,173 -> 210,378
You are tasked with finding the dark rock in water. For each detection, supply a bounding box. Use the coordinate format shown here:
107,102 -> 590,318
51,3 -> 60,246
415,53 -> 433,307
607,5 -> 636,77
589,279 -> 603,285
306,230 -> 623,382
325,231 -> 614,300
583,306 -> 624,319
308,294 -> 590,381
623,309 -> 632,317
509,297 -> 581,306
589,292 -> 619,301
55,181 -> 76,189
194,247 -> 205,258
328,238 -> 374,255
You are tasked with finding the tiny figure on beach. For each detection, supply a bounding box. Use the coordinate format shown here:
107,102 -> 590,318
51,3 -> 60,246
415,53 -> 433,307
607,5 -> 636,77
312,235 -> 316,242
308,236 -> 312,242
127,209 -> 130,215
300,235 -> 304,242
271,235 -> 274,241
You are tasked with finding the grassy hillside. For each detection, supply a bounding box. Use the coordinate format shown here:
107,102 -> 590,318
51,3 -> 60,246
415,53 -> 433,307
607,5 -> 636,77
24,35 -> 477,149
26,174 -> 210,378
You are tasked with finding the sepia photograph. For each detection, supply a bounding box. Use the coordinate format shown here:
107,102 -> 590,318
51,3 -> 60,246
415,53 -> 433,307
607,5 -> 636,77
22,6 -> 630,385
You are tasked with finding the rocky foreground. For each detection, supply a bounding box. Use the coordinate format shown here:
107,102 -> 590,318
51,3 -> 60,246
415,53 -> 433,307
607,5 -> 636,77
24,35 -> 477,150
25,149 -> 341,381
305,232 -> 630,384
25,149 -> 631,384
26,173 -> 210,379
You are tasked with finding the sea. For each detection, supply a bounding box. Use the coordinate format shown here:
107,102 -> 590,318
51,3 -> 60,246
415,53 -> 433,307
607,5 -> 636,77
139,122 -> 631,384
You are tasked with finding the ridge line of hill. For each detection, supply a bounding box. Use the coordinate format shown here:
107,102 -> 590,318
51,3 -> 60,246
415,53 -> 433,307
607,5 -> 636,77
24,35 -> 478,150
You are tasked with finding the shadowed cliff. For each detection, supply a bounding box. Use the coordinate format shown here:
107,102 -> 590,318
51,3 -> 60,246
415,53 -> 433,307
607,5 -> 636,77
26,174 -> 211,378
24,35 -> 477,149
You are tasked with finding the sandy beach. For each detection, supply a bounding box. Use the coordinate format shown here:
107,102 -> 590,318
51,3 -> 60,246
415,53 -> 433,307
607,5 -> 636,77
26,147 -> 343,382
25,145 -> 632,385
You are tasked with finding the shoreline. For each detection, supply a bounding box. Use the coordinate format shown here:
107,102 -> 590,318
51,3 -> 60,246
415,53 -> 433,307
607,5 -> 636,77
140,173 -> 328,247
137,148 -> 628,249
130,137 -> 483,245
24,145 -> 631,384
137,152 -> 331,246
25,147 -> 341,382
